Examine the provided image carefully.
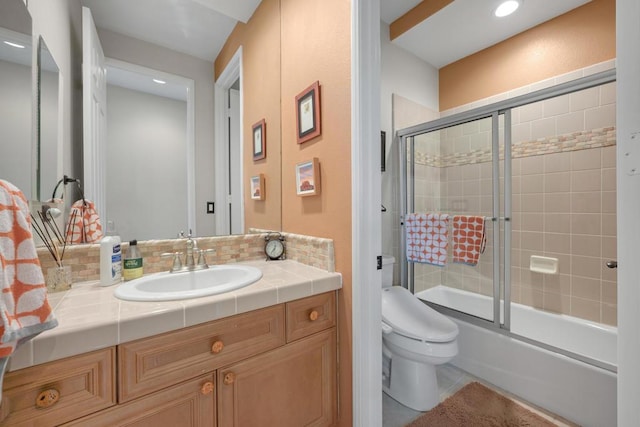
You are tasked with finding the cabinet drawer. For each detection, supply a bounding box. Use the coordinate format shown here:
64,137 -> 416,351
63,374 -> 216,427
0,348 -> 116,427
286,292 -> 336,342
118,304 -> 285,402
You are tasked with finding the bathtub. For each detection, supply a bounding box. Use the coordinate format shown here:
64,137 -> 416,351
415,285 -> 617,427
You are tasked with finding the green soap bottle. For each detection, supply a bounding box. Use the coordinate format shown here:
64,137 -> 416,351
123,239 -> 143,281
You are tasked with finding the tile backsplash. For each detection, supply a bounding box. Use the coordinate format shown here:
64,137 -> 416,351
37,231 -> 335,283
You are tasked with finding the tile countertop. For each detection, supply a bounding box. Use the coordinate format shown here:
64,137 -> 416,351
9,260 -> 342,372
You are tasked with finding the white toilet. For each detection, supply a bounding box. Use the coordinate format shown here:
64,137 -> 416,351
380,255 -> 459,411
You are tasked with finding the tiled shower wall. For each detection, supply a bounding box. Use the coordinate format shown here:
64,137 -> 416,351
411,78 -> 617,326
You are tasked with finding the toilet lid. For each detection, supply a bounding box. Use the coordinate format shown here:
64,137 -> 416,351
382,286 -> 458,342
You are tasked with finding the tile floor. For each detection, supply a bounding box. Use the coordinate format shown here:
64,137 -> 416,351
382,363 -> 577,427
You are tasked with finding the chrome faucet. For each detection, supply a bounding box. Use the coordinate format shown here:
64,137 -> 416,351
161,230 -> 215,273
185,231 -> 197,268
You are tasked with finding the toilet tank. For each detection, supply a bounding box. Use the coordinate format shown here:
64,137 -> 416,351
382,255 -> 395,288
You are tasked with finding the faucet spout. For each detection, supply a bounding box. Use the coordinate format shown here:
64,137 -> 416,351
184,230 -> 197,268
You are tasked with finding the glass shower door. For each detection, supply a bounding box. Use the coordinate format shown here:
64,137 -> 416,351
405,114 -> 506,325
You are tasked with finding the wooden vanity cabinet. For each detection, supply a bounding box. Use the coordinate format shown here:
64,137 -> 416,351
0,291 -> 337,427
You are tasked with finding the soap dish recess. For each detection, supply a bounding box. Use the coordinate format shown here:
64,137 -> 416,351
529,255 -> 558,274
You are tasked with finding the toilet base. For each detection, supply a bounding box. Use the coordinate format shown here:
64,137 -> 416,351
382,349 -> 441,412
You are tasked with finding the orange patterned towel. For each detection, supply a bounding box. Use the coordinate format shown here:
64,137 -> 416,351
452,215 -> 486,266
405,213 -> 450,266
0,180 -> 58,359
66,199 -> 103,244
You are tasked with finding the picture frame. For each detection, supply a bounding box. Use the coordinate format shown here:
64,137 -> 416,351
295,158 -> 320,197
295,81 -> 321,144
250,174 -> 265,200
252,119 -> 266,160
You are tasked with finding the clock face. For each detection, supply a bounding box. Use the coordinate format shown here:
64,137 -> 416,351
265,239 -> 284,260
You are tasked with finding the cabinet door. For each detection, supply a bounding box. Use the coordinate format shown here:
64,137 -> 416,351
218,328 -> 336,427
0,348 -> 115,427
62,374 -> 216,427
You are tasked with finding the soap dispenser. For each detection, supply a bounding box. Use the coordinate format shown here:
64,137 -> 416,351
100,221 -> 122,286
123,239 -> 143,281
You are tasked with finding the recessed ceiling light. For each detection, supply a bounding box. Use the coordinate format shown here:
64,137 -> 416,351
494,0 -> 521,18
153,79 -> 167,85
3,41 -> 25,49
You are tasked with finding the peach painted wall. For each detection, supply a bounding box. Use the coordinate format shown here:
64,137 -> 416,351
439,0 -> 615,110
215,0 -> 352,424
215,0 -> 282,232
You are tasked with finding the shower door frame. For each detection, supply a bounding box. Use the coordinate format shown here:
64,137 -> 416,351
398,69 -> 617,366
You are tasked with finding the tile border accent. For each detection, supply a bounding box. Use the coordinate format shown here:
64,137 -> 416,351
415,127 -> 616,168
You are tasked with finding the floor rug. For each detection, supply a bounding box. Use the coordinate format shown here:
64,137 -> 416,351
405,382 -> 558,427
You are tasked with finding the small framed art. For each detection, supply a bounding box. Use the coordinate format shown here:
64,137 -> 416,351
253,119 -> 266,160
295,158 -> 320,197
250,174 -> 265,200
295,81 -> 321,144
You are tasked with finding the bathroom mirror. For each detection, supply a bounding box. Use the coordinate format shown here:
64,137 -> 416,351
79,0 -> 283,240
104,59 -> 194,241
36,36 -> 61,202
0,0 -> 33,199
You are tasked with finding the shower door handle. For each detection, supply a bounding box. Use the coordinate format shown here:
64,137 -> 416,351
606,260 -> 617,269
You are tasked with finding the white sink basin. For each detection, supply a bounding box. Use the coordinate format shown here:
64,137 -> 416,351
114,265 -> 263,302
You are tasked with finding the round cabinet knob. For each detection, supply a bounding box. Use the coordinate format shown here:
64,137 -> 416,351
223,372 -> 236,385
200,381 -> 214,395
211,340 -> 224,354
309,310 -> 319,321
36,389 -> 60,408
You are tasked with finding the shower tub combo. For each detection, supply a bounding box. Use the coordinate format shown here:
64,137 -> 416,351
417,285 -> 616,427
396,70 -> 618,427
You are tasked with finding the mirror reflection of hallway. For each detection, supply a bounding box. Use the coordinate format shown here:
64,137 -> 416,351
104,60 -> 195,241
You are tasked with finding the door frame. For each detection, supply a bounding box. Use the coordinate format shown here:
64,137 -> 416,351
351,0 -> 382,425
214,46 -> 244,235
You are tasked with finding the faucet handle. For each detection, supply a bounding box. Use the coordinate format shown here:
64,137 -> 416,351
197,248 -> 215,268
161,252 -> 184,272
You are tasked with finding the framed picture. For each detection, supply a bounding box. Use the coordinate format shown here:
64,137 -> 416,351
295,81 -> 321,144
253,119 -> 266,160
295,158 -> 320,197
250,174 -> 265,200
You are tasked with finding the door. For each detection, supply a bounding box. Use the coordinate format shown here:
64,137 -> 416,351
402,114 -> 502,324
82,6 -> 107,217
228,85 -> 242,234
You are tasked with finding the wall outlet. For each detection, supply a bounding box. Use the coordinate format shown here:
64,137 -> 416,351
206,202 -> 215,214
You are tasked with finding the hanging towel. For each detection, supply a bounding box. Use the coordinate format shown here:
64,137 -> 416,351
0,180 -> 58,400
452,215 -> 487,266
405,213 -> 450,266
66,199 -> 103,244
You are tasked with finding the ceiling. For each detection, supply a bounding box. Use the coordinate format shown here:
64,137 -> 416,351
81,0 -> 261,62
79,0 -> 593,82
381,0 -> 592,69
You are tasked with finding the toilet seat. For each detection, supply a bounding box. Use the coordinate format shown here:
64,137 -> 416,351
382,286 -> 458,342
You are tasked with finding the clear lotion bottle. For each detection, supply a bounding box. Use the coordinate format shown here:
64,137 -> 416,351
100,221 -> 122,286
